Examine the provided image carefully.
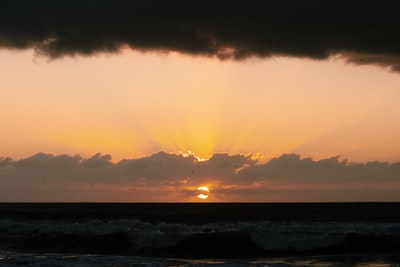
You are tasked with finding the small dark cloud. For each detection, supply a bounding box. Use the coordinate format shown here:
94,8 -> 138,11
117,151 -> 198,181
1,151 -> 400,201
1,1 -> 400,71
81,153 -> 112,168
0,157 -> 12,166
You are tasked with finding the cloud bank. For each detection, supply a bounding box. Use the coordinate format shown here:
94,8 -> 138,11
1,152 -> 400,202
1,1 -> 400,70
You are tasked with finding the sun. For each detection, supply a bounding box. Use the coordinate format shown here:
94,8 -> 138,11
197,186 -> 209,200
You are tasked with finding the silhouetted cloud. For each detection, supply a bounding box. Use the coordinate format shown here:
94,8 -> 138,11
1,1 -> 400,70
237,154 -> 400,184
1,152 -> 400,201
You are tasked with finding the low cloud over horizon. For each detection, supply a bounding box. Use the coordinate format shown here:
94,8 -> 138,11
1,1 -> 400,71
1,151 -> 400,202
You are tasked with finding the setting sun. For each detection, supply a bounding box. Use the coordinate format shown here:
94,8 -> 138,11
197,186 -> 210,200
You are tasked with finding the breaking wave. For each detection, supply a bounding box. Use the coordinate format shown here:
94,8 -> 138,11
1,219 -> 400,257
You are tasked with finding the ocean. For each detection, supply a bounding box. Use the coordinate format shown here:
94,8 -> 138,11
0,203 -> 399,266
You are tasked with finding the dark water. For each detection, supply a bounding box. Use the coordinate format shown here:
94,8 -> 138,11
1,203 -> 400,266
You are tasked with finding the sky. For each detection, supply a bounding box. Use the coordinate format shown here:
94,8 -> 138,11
1,0 -> 400,202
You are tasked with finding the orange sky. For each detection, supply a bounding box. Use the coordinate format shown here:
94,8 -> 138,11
2,49 -> 400,202
2,49 -> 400,163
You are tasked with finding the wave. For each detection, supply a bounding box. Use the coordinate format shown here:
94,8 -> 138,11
1,219 -> 400,257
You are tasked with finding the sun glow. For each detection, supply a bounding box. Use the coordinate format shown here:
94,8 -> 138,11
197,186 -> 209,200
179,150 -> 209,161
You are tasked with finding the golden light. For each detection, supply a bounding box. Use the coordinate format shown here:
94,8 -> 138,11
179,150 -> 209,162
197,186 -> 209,200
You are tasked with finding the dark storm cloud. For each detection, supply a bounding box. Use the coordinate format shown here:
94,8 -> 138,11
1,1 -> 400,70
1,152 -> 400,201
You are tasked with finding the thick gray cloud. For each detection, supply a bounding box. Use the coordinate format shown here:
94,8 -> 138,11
1,1 -> 400,70
237,154 -> 400,184
1,152 -> 400,201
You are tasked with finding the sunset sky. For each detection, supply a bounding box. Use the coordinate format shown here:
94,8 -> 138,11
1,0 -> 400,202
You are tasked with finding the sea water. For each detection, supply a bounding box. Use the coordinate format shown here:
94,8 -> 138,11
0,251 -> 398,266
1,203 -> 400,266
